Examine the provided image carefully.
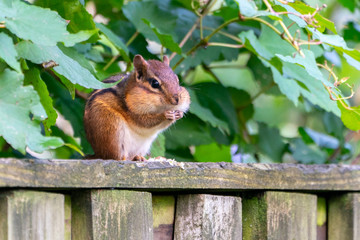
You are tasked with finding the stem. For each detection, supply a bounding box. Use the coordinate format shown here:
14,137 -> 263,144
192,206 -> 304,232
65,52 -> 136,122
169,0 -> 217,62
207,42 -> 244,48
126,31 -> 139,46
103,31 -> 138,71
209,64 -> 246,69
202,26 -> 243,43
169,19 -> 199,61
202,64 -> 221,83
204,17 -> 239,41
173,17 -> 240,70
103,55 -> 118,71
328,131 -> 354,163
243,17 -> 281,35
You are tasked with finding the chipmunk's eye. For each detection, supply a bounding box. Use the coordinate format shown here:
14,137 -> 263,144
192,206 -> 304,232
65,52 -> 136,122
149,78 -> 160,89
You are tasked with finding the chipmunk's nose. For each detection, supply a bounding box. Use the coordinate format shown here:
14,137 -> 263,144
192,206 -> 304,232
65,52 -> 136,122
171,94 -> 179,105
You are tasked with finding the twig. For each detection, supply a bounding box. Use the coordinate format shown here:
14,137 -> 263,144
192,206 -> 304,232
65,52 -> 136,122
207,42 -> 244,48
328,131 -> 354,163
75,90 -> 89,100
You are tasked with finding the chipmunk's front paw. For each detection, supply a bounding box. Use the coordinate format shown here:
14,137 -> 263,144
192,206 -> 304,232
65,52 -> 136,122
132,155 -> 147,162
165,110 -> 184,121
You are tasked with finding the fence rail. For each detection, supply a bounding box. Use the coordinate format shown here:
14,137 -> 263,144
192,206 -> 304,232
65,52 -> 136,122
0,158 -> 359,239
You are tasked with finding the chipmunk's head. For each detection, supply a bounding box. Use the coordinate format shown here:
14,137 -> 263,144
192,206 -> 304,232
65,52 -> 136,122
127,55 -> 190,114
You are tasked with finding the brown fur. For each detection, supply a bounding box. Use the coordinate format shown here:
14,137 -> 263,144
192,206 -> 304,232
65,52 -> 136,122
84,55 -> 190,160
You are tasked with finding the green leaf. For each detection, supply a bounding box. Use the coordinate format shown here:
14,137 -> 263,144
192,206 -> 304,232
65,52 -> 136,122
0,32 -> 21,72
235,0 -> 257,17
16,41 -> 112,89
164,115 -> 213,149
188,89 -> 229,133
0,69 -> 63,153
253,94 -> 294,127
193,83 -> 239,134
96,23 -> 130,61
258,123 -> 286,162
211,67 -> 260,95
35,0 -> 97,34
142,19 -> 182,54
239,30 -> 273,60
337,0 -> 357,12
194,143 -> 231,162
276,50 -> 331,87
1,0 -> 90,46
150,134 -> 165,157
270,66 -> 300,106
281,62 -> 340,116
291,138 -> 327,164
43,72 -> 92,153
279,1 -> 337,33
122,1 -> 177,42
338,102 -> 360,131
24,68 -> 58,134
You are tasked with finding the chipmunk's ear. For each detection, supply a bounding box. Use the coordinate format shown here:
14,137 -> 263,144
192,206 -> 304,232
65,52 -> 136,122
163,55 -> 170,66
133,55 -> 148,81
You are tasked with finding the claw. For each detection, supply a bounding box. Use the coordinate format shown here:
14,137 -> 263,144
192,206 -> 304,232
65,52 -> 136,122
132,155 -> 147,162
165,110 -> 184,120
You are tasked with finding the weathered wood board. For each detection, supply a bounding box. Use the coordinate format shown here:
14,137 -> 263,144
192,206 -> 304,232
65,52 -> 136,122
0,190 -> 64,240
153,195 -> 175,240
242,191 -> 317,240
1,158 -> 360,191
328,193 -> 360,240
174,194 -> 242,240
71,189 -> 153,240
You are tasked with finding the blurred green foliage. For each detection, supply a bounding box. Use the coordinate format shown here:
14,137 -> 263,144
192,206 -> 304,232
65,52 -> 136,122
0,0 -> 359,163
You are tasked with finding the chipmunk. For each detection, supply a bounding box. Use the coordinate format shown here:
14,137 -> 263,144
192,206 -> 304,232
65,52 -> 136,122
84,55 -> 190,161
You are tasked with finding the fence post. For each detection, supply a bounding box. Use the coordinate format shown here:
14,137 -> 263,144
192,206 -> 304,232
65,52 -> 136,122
242,191 -> 317,240
71,189 -> 153,240
174,194 -> 242,240
0,190 -> 64,240
328,193 -> 360,240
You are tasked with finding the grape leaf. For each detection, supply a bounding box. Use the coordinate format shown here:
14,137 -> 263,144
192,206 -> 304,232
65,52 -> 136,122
165,115 -> 213,149
0,32 -> 21,72
194,143 -> 231,162
24,68 -> 58,134
277,1 -> 337,33
143,19 -> 182,54
258,123 -> 286,162
96,23 -> 130,61
122,1 -> 177,42
1,0 -> 96,46
338,102 -> 360,131
35,0 -> 97,33
236,0 -> 258,17
276,50 -> 331,87
188,89 -> 229,133
16,41 -> 112,89
270,66 -> 300,106
0,69 -> 63,154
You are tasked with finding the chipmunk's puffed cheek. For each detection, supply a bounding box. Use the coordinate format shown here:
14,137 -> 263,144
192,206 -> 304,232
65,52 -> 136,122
176,87 -> 190,112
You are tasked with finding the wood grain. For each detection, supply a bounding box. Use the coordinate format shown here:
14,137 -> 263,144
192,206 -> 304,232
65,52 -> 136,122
1,158 -> 360,191
0,190 -> 64,240
174,194 -> 242,240
242,191 -> 317,240
71,189 -> 153,240
328,193 -> 360,240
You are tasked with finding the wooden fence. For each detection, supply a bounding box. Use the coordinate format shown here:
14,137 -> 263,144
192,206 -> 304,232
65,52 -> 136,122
0,158 -> 360,240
